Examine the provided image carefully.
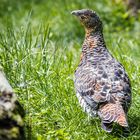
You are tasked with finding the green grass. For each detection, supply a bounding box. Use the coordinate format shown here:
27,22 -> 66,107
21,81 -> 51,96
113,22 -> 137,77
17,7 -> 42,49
0,0 -> 140,139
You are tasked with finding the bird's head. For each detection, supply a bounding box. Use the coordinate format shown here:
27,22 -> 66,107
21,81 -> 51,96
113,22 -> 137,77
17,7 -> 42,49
71,9 -> 102,32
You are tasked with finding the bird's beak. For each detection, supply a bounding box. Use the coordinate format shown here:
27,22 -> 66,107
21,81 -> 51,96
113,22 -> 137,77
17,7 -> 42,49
71,10 -> 81,16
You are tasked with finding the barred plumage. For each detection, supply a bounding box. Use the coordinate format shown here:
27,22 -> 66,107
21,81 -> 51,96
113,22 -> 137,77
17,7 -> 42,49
72,9 -> 131,132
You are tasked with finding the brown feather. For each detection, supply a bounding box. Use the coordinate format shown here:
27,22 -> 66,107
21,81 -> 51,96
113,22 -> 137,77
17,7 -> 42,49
99,103 -> 128,127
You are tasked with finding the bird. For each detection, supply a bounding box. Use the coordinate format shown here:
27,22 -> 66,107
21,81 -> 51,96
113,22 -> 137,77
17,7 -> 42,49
71,9 -> 131,132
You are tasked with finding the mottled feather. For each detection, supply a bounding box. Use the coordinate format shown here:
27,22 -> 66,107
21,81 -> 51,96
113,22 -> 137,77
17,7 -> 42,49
72,9 -> 131,132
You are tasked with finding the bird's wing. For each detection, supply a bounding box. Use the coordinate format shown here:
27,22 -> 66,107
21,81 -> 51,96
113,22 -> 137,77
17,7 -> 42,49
74,62 -> 131,107
74,66 -> 112,107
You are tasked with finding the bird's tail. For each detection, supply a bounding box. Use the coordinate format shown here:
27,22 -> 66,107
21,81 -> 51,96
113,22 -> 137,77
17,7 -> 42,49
98,103 -> 128,133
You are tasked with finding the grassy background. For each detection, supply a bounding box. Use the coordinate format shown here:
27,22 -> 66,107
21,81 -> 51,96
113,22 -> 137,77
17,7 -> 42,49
0,0 -> 140,139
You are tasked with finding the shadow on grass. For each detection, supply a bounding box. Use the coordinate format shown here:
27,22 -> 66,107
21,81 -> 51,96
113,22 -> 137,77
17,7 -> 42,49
89,113 -> 140,138
128,115 -> 140,137
110,115 -> 140,138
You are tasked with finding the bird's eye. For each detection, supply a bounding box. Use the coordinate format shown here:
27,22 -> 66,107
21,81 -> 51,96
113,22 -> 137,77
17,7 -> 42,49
81,15 -> 86,19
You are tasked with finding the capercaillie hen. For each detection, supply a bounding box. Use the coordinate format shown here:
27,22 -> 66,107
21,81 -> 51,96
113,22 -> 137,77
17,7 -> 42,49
71,9 -> 131,132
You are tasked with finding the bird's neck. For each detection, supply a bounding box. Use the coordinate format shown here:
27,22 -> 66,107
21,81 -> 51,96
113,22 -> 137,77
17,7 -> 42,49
85,29 -> 105,48
80,30 -> 106,61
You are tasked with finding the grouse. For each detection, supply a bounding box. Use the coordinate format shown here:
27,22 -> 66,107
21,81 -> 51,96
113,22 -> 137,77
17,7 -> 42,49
71,9 -> 131,132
